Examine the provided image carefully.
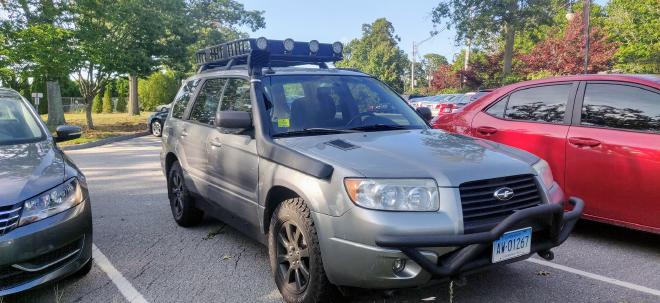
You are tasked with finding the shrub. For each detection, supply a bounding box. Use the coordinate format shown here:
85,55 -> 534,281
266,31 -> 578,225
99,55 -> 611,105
102,86 -> 113,113
92,93 -> 103,113
138,70 -> 178,111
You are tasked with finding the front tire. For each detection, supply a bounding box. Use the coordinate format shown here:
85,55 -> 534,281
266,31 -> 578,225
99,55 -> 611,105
167,161 -> 203,227
151,120 -> 162,137
269,198 -> 334,303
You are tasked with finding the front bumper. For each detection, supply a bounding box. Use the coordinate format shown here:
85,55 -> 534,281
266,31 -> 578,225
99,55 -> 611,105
375,197 -> 583,279
0,200 -> 93,296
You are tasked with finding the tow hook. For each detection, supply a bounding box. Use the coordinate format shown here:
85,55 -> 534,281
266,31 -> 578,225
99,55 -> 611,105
538,250 -> 555,261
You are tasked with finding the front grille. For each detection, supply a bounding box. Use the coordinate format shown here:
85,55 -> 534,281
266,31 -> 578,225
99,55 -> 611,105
0,239 -> 82,291
459,174 -> 542,233
0,203 -> 22,236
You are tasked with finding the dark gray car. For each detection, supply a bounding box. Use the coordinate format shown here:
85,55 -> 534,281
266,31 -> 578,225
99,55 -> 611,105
0,88 -> 93,296
161,39 -> 583,303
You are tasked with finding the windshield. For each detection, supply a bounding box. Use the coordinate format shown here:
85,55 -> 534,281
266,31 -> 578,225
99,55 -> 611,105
0,92 -> 45,145
265,75 -> 427,136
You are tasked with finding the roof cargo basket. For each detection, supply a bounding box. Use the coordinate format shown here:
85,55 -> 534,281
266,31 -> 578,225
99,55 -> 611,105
195,38 -> 343,74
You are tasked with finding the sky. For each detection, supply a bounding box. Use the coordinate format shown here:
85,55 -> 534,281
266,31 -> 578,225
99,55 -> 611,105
238,0 -> 461,63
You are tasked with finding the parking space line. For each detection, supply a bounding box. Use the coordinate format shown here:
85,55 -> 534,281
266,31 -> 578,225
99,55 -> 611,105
526,258 -> 660,297
92,244 -> 149,303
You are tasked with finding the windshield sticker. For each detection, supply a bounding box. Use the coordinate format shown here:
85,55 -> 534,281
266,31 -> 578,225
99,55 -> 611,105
277,118 -> 290,128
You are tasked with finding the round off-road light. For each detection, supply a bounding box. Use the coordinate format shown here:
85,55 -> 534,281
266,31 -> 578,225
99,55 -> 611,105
332,41 -> 343,54
283,38 -> 295,52
309,40 -> 320,54
256,37 -> 268,50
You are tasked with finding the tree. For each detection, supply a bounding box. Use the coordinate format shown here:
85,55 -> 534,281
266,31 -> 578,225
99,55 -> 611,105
432,0 -> 555,77
430,64 -> 460,91
337,18 -> 409,92
92,92 -> 103,113
138,70 -> 179,111
115,78 -> 128,113
1,0 -> 77,127
102,84 -> 113,113
605,0 -> 660,73
520,13 -> 617,75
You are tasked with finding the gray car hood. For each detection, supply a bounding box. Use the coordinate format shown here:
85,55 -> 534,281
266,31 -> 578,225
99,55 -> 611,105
276,129 -> 539,187
0,140 -> 65,206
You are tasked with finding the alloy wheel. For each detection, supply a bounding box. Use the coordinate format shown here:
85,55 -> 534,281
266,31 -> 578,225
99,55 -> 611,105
276,221 -> 311,293
170,173 -> 184,218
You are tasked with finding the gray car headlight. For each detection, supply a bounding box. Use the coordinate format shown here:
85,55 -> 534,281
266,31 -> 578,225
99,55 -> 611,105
532,159 -> 554,190
344,178 -> 439,211
18,178 -> 84,226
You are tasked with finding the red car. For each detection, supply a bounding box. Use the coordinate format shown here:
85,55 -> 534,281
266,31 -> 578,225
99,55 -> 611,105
432,74 -> 660,234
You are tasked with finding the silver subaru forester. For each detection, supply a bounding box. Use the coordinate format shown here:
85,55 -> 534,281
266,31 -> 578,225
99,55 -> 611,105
160,38 -> 583,303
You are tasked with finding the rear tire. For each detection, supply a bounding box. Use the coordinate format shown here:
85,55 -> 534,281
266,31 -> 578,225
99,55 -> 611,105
151,120 -> 162,137
268,198 -> 334,303
167,161 -> 203,227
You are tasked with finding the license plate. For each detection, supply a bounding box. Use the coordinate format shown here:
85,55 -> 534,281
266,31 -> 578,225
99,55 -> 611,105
492,227 -> 532,263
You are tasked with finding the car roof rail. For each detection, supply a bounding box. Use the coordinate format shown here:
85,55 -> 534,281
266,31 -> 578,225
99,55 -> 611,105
195,38 -> 343,75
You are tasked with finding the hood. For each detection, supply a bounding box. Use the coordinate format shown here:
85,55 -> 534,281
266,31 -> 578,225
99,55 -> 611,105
276,129 -> 539,187
0,140 -> 65,206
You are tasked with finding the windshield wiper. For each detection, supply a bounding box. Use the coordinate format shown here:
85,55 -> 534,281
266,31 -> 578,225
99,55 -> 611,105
348,124 -> 410,132
273,128 -> 357,138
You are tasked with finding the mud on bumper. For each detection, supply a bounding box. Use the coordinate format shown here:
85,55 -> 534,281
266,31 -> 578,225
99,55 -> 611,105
375,197 -> 584,278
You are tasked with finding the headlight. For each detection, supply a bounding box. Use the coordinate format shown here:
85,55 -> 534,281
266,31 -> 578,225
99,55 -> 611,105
344,178 -> 439,211
19,178 -> 84,226
532,159 -> 554,189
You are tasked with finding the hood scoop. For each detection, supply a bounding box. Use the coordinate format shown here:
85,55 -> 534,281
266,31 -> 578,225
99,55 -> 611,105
325,139 -> 359,151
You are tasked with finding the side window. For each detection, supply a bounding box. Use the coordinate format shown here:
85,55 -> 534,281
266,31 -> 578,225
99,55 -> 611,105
171,79 -> 201,119
485,98 -> 507,118
221,78 -> 252,112
581,83 -> 660,132
504,84 -> 571,123
189,78 -> 226,125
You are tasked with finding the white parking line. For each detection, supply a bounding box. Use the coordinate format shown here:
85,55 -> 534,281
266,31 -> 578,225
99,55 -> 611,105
526,258 -> 660,297
92,244 -> 149,303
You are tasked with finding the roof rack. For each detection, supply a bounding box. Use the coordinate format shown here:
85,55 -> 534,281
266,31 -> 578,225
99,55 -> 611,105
195,38 -> 343,74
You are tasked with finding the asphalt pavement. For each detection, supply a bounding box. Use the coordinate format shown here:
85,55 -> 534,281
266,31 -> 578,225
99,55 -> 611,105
4,136 -> 660,303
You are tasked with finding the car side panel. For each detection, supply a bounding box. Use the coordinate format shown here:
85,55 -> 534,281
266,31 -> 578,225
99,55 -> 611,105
470,112 -> 570,188
565,126 -> 660,233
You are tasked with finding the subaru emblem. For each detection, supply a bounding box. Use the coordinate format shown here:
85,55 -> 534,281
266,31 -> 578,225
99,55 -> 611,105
493,187 -> 514,201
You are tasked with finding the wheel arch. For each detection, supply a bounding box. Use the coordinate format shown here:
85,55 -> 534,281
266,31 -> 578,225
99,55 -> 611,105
164,152 -> 179,179
262,186 -> 302,234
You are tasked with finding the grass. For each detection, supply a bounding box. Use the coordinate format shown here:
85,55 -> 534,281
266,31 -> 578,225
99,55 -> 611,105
41,112 -> 152,146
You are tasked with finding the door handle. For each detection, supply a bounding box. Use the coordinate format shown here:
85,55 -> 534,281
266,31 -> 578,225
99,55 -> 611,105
568,137 -> 601,147
210,139 -> 222,148
476,126 -> 498,135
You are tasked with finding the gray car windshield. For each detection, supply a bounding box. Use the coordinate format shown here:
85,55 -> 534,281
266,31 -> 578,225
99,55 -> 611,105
0,92 -> 45,145
265,75 -> 427,136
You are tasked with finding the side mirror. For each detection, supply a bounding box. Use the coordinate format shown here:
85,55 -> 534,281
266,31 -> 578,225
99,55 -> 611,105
55,125 -> 82,142
215,111 -> 252,129
416,107 -> 433,122
161,107 -> 170,113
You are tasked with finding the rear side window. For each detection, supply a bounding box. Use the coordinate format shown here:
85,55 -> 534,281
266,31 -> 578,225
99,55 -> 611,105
504,84 -> 570,123
189,78 -> 226,125
581,83 -> 660,132
171,79 -> 201,119
221,78 -> 252,112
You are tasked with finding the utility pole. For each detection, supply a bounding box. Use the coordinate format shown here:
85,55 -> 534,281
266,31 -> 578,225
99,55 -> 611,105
411,41 -> 416,92
583,0 -> 591,74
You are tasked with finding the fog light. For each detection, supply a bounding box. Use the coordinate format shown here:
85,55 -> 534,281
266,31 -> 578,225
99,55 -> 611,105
256,37 -> 268,50
283,38 -> 295,52
392,258 -> 406,273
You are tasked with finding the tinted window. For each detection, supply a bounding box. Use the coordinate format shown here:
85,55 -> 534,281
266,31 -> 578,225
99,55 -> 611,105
189,79 -> 226,125
171,79 -> 201,119
504,84 -> 570,123
220,79 -> 252,112
581,83 -> 660,132
0,92 -> 44,145
486,98 -> 506,118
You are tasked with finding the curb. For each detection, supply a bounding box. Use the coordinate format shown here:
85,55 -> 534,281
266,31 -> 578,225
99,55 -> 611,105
60,131 -> 150,151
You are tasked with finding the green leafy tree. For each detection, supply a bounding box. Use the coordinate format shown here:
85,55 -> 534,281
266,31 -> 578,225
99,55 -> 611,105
432,0 -> 555,77
1,0 -> 78,127
102,84 -> 113,113
338,18 -> 408,92
605,0 -> 660,73
115,78 -> 128,113
138,70 -> 179,111
92,92 -> 103,113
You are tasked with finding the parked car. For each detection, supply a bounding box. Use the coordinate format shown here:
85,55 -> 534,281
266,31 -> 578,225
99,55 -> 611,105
148,104 -> 170,137
0,88 -> 93,296
432,74 -> 659,234
161,38 -> 582,302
